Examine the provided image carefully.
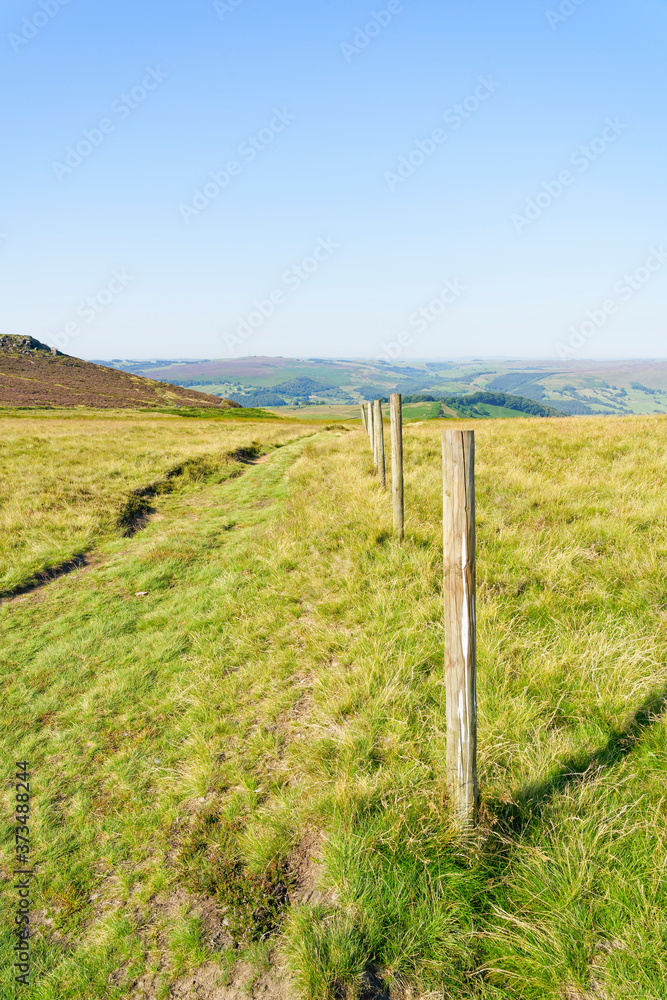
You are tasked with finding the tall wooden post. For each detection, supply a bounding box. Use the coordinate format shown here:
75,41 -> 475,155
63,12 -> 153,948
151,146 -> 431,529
367,401 -> 373,447
369,402 -> 376,467
360,404 -> 368,432
374,399 -> 386,489
390,393 -> 404,538
442,430 -> 477,828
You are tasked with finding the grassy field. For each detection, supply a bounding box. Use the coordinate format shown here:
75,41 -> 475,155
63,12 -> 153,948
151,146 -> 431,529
1,412 -> 667,999
264,404 -> 363,420
264,403 -> 450,421
467,402 -> 527,418
268,401 -> 534,422
0,410 -> 309,598
402,401 -> 445,421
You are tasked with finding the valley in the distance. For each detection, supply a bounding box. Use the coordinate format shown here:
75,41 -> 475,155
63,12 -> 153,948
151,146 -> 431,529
95,355 -> 667,418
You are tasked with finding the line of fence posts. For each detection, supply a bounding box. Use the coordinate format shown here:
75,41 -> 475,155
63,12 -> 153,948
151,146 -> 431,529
373,399 -> 386,489
363,395 -> 403,523
358,400 -> 477,829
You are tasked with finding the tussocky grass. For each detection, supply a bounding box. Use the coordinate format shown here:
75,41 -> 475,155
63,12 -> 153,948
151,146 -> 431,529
0,414 -> 666,998
0,409 -> 308,597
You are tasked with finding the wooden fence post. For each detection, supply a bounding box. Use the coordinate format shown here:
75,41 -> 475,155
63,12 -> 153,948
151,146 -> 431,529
367,401 -> 373,447
390,393 -> 404,538
370,402 -> 377,467
360,404 -> 368,432
442,429 -> 477,828
374,399 -> 386,489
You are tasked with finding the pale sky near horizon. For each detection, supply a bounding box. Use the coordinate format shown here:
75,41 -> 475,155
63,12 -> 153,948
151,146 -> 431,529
2,0 -> 666,361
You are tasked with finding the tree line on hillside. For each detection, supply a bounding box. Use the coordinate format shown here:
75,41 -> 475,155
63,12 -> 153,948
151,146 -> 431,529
225,378 -> 339,407
223,387 -> 565,415
375,391 -> 565,417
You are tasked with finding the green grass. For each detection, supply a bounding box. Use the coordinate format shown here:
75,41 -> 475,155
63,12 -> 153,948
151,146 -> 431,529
469,402 -> 528,418
0,410 -> 306,597
403,401 -> 445,420
402,400 -> 529,420
151,405 -> 282,419
1,414 -> 667,998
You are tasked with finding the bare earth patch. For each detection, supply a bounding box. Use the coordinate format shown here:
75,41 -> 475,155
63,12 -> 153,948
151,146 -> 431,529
168,956 -> 294,1000
289,829 -> 327,906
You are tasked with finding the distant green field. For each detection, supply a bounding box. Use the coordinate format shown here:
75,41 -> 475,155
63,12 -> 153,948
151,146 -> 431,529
468,402 -> 529,418
399,401 -> 533,421
402,400 -> 444,420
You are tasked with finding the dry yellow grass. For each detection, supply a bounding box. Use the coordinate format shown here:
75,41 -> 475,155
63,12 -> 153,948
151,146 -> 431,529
0,410 -> 307,595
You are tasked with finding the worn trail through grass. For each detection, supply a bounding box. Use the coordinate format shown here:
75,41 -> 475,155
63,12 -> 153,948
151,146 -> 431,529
2,427 -> 327,989
0,411 -> 309,598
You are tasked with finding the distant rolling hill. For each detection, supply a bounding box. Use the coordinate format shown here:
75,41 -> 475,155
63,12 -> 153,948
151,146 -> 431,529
0,336 -> 240,410
94,355 -> 667,416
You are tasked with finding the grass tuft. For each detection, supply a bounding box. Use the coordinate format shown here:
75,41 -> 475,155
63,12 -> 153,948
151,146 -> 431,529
175,807 -> 292,945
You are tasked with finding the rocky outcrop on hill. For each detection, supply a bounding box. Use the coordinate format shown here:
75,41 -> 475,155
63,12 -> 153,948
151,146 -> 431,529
0,334 -> 60,355
0,335 -> 241,410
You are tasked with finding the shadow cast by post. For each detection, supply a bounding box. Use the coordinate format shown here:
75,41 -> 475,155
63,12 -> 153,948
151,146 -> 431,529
490,685 -> 667,838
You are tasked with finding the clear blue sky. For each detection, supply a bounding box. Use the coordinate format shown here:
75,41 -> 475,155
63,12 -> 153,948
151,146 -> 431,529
1,0 -> 666,360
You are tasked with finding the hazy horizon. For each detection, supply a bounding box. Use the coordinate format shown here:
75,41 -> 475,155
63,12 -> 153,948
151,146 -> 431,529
86,353 -> 667,363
